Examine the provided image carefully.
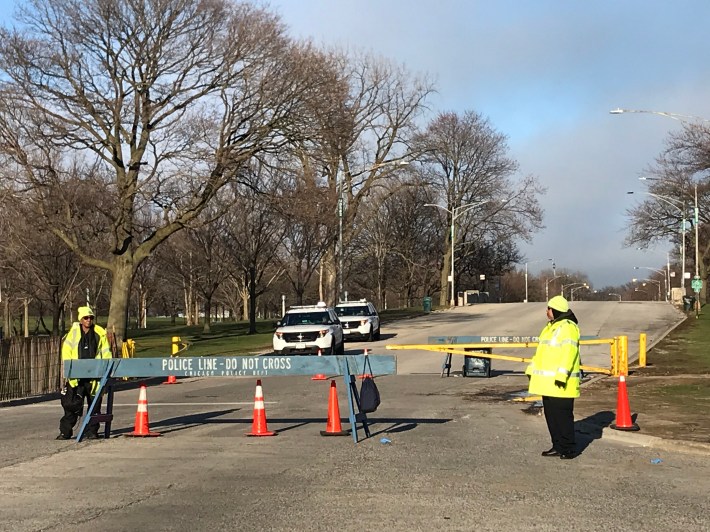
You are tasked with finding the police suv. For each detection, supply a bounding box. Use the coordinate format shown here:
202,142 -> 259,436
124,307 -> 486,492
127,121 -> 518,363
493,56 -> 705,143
272,302 -> 345,355
334,299 -> 381,342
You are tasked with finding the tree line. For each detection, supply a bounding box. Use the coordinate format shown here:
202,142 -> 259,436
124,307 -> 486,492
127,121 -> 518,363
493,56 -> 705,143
0,0 -> 550,341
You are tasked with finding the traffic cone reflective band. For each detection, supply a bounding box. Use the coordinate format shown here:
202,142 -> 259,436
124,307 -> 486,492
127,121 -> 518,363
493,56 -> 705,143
359,349 -> 372,380
312,349 -> 327,380
163,374 -> 178,385
320,380 -> 348,436
127,385 -> 161,437
247,379 -> 276,437
610,375 -> 640,431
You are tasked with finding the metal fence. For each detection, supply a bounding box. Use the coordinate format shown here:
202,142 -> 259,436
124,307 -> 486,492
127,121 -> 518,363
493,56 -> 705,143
0,336 -> 62,402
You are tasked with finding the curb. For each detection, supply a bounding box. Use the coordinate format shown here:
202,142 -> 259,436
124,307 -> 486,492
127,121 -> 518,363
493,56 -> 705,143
576,420 -> 710,456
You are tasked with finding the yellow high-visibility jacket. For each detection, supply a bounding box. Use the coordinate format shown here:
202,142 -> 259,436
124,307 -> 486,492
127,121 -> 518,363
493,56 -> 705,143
61,322 -> 112,394
526,317 -> 581,398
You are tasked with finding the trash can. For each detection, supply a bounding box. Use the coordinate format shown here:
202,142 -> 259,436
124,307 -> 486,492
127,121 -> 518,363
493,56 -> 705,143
422,296 -> 432,313
683,296 -> 695,311
463,348 -> 492,378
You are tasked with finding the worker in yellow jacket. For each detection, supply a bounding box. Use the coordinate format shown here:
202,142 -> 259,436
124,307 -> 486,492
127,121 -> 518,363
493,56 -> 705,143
57,306 -> 112,440
526,295 -> 581,459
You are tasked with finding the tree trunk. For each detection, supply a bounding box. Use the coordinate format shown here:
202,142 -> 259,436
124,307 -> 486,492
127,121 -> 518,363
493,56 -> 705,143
248,267 -> 257,334
439,244 -> 451,307
106,255 -> 134,343
203,296 -> 212,334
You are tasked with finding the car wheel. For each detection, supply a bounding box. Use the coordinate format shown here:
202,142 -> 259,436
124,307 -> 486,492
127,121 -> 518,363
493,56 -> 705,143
328,339 -> 336,356
374,327 -> 381,341
337,338 -> 345,355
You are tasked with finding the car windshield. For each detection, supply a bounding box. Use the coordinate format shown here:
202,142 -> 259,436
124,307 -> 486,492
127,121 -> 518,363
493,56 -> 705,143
335,305 -> 369,317
282,312 -> 331,326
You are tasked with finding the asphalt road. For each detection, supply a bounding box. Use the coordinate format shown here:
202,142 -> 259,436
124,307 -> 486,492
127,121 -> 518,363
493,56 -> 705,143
3,301 -> 707,532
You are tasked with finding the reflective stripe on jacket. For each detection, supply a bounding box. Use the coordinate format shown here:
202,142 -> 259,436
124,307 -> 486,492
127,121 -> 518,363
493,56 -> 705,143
526,318 -> 580,398
61,323 -> 112,393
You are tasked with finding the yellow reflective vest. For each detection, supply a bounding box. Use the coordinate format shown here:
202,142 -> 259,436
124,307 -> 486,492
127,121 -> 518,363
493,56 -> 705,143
526,317 -> 581,398
61,322 -> 112,393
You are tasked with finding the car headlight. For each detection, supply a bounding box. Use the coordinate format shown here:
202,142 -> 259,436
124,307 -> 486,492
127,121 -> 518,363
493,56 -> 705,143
318,328 -> 330,338
275,331 -> 283,339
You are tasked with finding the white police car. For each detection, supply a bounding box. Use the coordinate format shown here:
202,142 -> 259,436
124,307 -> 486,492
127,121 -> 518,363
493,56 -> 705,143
334,300 -> 381,341
273,302 -> 345,355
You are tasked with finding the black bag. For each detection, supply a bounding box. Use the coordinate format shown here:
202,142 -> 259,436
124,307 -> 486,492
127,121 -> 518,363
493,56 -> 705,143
60,383 -> 84,412
359,357 -> 380,413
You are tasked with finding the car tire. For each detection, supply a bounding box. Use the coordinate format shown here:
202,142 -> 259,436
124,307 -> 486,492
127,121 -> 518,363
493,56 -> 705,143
374,327 -> 381,341
337,339 -> 345,356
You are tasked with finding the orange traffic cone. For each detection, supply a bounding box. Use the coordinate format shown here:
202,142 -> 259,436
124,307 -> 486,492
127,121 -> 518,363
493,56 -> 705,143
359,349 -> 373,380
163,374 -> 178,385
246,380 -> 276,437
320,380 -> 349,436
610,375 -> 640,431
126,385 -> 161,437
312,349 -> 327,381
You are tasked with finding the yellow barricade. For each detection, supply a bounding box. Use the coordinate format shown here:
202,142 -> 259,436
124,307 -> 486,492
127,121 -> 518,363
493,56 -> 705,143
386,336 -> 629,376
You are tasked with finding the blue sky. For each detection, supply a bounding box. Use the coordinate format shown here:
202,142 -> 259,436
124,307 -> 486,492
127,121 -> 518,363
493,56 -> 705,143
2,1 -> 709,288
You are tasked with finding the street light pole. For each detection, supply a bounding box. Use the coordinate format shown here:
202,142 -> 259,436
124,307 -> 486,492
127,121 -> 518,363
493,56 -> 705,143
338,168 -> 344,303
561,282 -> 587,299
643,279 -> 662,301
633,182 -> 688,294
545,275 -> 564,301
633,266 -> 667,302
570,285 -> 588,302
425,201 -> 489,306
524,258 -> 553,303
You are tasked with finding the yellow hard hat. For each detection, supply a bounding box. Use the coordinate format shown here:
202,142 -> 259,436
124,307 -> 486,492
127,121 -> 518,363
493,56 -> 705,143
547,296 -> 569,312
77,306 -> 95,319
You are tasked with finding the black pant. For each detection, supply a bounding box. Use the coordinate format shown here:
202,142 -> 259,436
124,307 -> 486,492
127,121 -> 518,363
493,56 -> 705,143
59,380 -> 102,438
542,396 -> 575,454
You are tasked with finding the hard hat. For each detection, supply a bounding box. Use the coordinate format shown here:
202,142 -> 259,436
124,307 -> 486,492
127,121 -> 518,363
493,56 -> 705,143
547,295 -> 569,313
77,306 -> 95,319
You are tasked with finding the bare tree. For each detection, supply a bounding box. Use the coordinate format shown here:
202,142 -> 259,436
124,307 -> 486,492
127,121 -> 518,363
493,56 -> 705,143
413,111 -> 545,305
625,122 -> 710,299
303,51 -> 434,303
222,173 -> 285,333
0,0 -> 332,340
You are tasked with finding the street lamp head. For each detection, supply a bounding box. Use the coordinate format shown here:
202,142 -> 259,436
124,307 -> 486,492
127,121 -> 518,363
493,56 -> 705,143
609,108 -> 625,114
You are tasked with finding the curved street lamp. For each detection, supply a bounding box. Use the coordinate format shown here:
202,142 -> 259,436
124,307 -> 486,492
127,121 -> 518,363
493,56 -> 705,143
642,279 -> 662,301
524,258 -> 554,303
630,180 -> 687,294
560,281 -> 587,298
633,266 -> 667,302
570,285 -> 588,302
609,108 -> 710,123
608,293 -> 622,301
545,274 -> 564,301
424,200 -> 490,306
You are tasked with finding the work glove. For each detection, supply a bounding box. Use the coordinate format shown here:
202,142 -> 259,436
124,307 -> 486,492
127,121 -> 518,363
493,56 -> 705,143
554,380 -> 566,389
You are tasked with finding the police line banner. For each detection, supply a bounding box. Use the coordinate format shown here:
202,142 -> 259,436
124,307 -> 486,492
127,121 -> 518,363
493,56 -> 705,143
65,354 -> 397,379
428,335 -> 598,344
